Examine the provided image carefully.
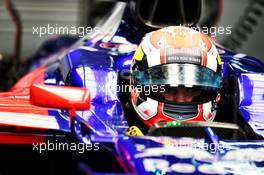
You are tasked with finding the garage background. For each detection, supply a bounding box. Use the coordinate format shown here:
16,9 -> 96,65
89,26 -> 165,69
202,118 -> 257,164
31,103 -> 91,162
0,0 -> 263,61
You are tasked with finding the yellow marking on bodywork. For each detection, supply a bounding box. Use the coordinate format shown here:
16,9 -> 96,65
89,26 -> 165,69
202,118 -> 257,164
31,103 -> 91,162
217,55 -> 222,65
126,126 -> 143,136
134,45 -> 144,61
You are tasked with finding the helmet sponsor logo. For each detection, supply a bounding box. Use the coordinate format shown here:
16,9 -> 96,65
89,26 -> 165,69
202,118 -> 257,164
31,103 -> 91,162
166,48 -> 202,65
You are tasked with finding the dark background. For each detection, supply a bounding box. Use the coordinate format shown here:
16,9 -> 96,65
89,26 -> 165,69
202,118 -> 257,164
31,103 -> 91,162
0,0 -> 263,61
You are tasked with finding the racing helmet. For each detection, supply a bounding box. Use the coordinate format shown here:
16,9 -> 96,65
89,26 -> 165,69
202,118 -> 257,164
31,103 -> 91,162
130,26 -> 222,127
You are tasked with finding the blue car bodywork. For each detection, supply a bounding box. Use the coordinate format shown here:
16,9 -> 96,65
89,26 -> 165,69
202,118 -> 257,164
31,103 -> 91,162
3,2 -> 264,175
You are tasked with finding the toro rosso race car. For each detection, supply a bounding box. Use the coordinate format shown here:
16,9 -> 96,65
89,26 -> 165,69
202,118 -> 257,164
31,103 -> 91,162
1,0 -> 264,175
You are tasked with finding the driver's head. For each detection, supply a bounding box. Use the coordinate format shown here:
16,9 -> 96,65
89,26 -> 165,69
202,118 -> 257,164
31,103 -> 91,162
130,26 -> 222,127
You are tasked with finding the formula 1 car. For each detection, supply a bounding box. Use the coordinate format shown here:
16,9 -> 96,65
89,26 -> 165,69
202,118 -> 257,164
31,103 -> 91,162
1,1 -> 264,175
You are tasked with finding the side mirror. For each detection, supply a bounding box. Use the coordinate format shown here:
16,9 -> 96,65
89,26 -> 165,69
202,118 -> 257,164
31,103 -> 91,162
30,84 -> 90,124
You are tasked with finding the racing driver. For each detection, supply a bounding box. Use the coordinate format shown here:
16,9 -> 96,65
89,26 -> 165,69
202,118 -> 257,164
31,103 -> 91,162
127,26 -> 222,130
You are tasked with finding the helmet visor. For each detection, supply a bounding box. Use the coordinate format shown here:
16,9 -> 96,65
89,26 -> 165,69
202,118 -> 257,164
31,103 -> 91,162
132,63 -> 222,89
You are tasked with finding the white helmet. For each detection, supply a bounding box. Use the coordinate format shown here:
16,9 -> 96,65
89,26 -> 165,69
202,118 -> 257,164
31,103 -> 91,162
130,26 -> 222,127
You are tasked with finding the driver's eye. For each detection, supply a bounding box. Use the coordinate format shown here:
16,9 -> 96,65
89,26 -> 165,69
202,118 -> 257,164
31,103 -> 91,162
158,88 -> 202,102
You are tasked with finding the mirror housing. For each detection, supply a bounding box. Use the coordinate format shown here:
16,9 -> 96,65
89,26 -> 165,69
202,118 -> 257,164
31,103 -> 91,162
30,84 -> 90,126
30,84 -> 90,111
